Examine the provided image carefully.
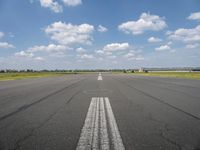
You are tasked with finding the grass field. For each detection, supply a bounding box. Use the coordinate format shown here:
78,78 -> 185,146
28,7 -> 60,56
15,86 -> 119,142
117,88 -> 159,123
132,72 -> 200,79
0,72 -> 76,81
1,71 -> 200,81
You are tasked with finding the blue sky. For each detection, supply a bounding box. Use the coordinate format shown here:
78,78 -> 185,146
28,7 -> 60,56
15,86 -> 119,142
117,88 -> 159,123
0,0 -> 200,69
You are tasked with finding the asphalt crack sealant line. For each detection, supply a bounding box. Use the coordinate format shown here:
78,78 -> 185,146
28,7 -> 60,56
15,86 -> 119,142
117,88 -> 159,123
76,97 -> 125,150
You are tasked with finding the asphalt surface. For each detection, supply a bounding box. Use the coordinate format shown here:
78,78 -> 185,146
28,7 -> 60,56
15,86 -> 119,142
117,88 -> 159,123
0,73 -> 200,150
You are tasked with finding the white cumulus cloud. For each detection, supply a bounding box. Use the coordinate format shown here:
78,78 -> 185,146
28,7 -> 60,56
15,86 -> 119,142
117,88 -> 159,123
34,57 -> 45,61
103,42 -> 130,52
186,43 -> 199,49
76,47 -> 86,53
95,50 -> 104,55
187,12 -> 200,21
40,0 -> 63,13
27,44 -> 67,53
155,45 -> 171,51
148,37 -> 162,43
79,54 -> 94,59
123,50 -> 144,60
124,52 -> 135,58
45,21 -> 94,46
0,32 -> 4,39
168,25 -> 200,43
95,42 -> 131,56
62,0 -> 82,6
0,42 -> 14,49
15,51 -> 34,57
15,44 -> 68,60
118,12 -> 167,35
95,43 -> 144,61
97,25 -> 108,32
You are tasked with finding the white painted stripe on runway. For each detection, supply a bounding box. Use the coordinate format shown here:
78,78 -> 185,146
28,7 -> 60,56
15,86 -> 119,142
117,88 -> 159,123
105,97 -> 125,150
76,97 -> 97,150
76,97 -> 124,150
97,75 -> 103,80
100,97 -> 110,150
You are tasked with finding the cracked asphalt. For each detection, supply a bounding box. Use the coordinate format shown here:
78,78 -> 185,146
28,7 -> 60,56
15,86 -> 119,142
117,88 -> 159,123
0,73 -> 200,150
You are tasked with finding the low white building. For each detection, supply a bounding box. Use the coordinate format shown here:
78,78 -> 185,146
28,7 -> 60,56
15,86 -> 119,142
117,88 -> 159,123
139,68 -> 144,72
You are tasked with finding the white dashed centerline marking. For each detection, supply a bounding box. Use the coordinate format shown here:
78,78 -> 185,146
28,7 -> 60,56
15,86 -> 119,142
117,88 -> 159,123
97,73 -> 103,81
76,97 -> 125,150
98,76 -> 102,80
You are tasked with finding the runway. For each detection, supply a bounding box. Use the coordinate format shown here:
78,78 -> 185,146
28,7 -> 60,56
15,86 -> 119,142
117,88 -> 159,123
0,73 -> 200,150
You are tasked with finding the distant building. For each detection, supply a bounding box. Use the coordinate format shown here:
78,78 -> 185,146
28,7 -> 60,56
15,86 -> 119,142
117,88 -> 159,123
139,68 -> 144,72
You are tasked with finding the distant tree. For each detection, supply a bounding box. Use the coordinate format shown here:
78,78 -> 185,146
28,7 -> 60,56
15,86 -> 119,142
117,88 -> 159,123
27,69 -> 33,72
